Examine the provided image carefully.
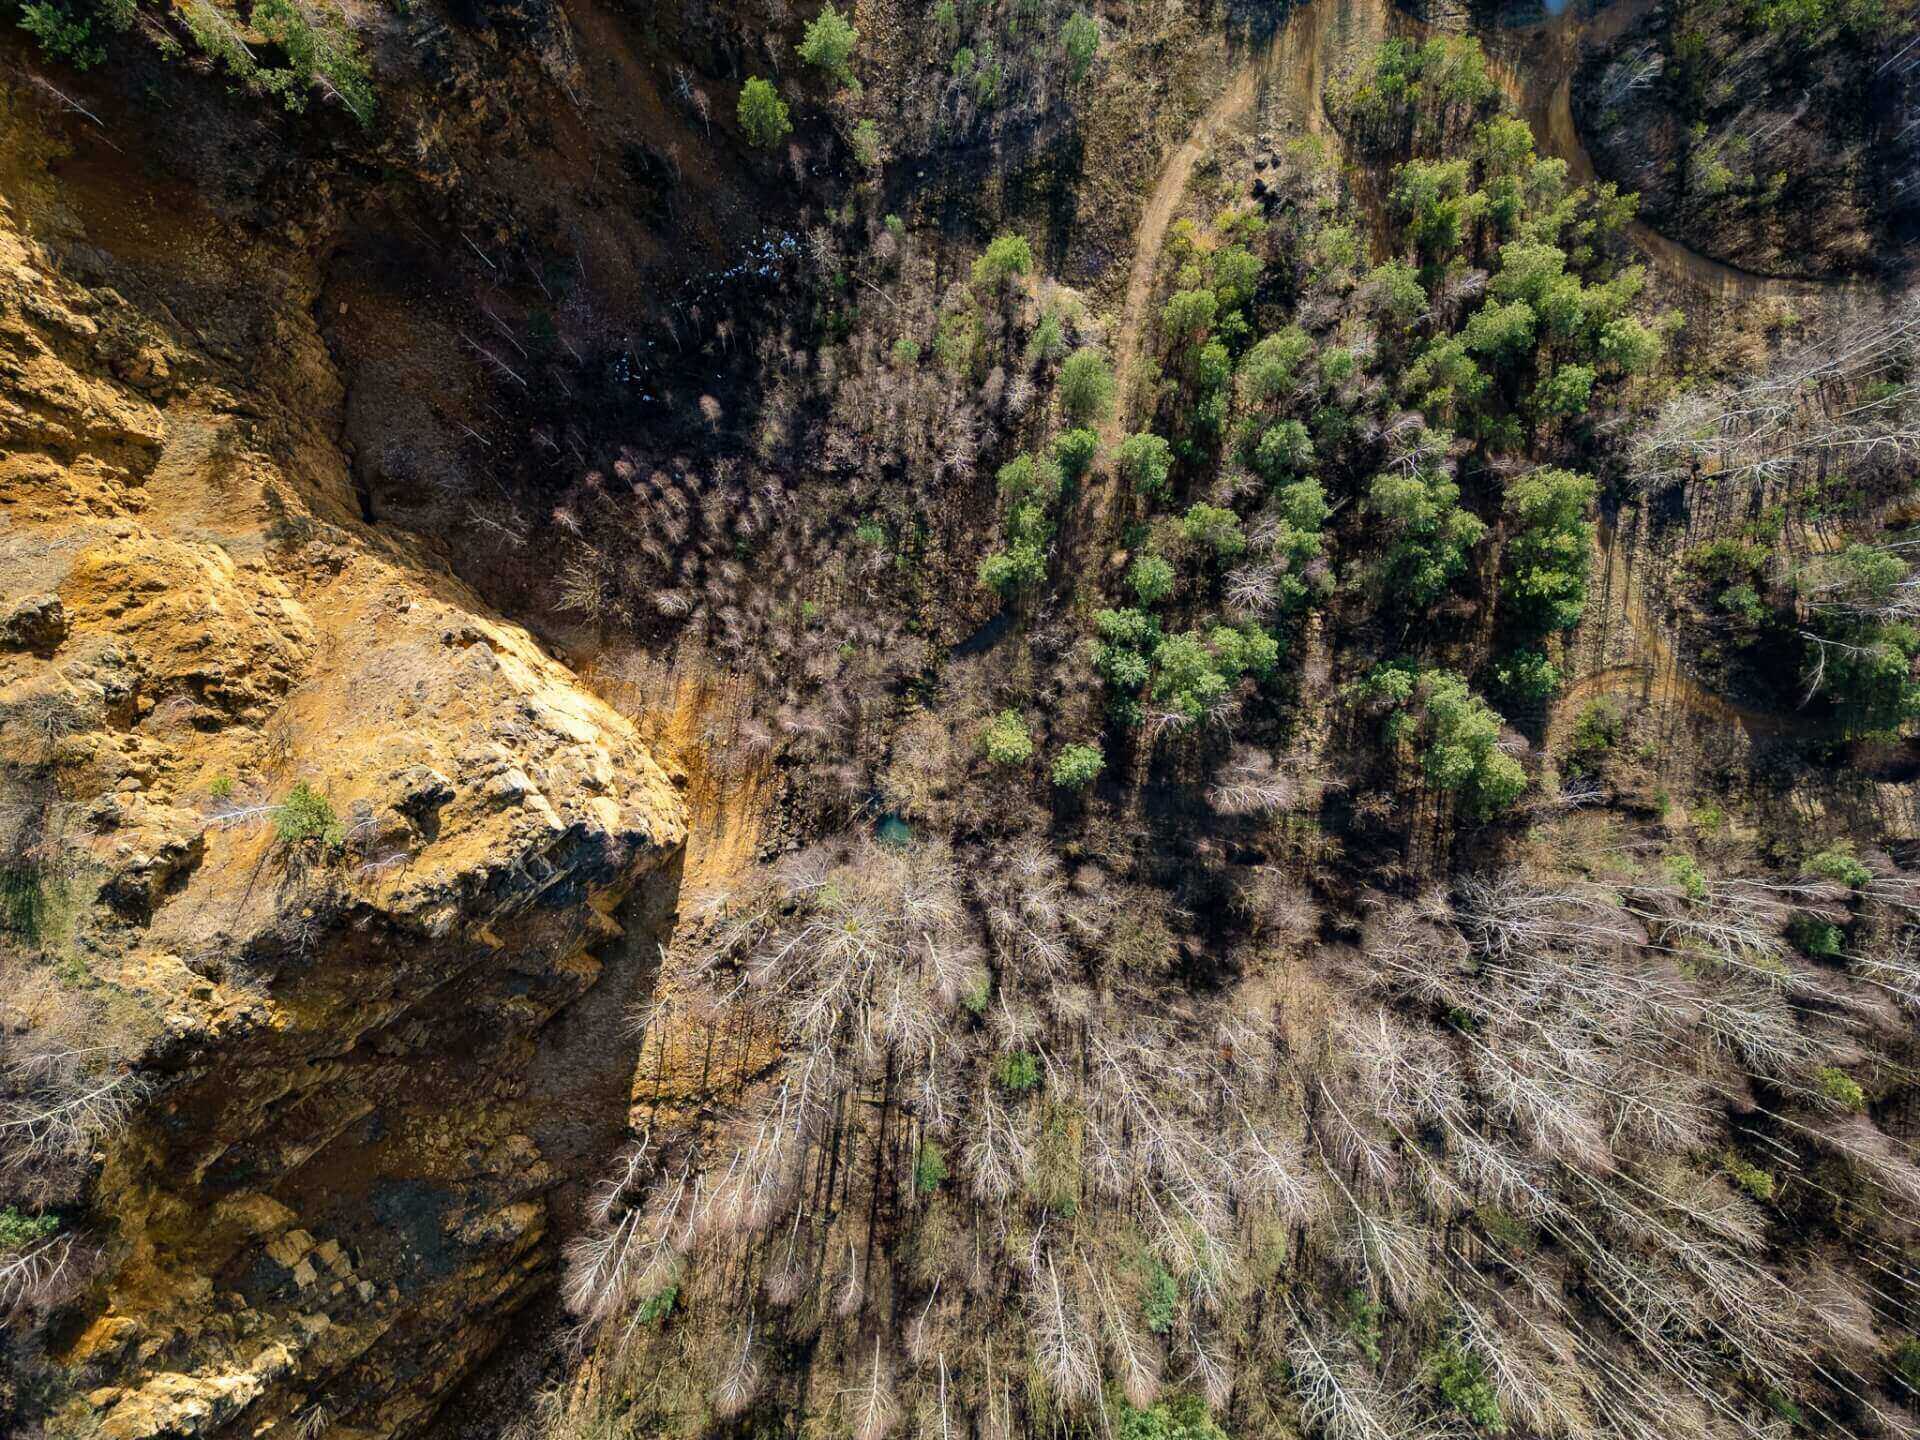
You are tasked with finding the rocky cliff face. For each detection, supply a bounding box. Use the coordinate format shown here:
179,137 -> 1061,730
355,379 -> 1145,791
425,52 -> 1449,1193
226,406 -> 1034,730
0,90 -> 688,1438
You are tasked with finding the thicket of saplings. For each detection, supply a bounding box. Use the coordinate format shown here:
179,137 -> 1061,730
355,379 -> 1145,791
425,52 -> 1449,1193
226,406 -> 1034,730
10,0 -> 374,124
544,35 -> 1920,1440
7,9 -> 1920,1440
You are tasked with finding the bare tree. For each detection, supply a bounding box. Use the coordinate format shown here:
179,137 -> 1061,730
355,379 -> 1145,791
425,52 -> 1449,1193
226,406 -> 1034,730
849,1339 -> 901,1440
1029,1251 -> 1099,1405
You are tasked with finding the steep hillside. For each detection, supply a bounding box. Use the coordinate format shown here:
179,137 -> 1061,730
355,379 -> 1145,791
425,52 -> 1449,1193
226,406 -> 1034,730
1574,0 -> 1919,278
3,1 -> 1920,1439
0,49 -> 693,1439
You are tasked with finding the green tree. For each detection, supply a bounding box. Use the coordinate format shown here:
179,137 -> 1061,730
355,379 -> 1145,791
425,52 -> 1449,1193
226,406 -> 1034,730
1502,467 -> 1595,632
1804,543 -> 1907,607
1420,671 -> 1526,814
1367,666 -> 1525,813
1269,476 -> 1330,592
1808,846 -> 1873,888
1239,327 -> 1313,406
1027,308 -> 1067,364
849,117 -> 883,169
1119,432 -> 1174,500
1275,475 -> 1330,534
1162,288 -> 1219,351
980,709 -> 1035,765
997,452 -> 1056,505
1494,648 -> 1559,703
1095,609 -> 1161,693
141,0 -> 373,124
980,543 -> 1047,595
275,782 -> 343,847
1310,222 -> 1360,278
1664,852 -> 1708,900
972,233 -> 1034,290
798,1 -> 859,80
996,1050 -> 1041,1091
0,1207 -> 59,1250
1462,300 -> 1537,362
1896,1338 -> 1920,1395
973,42 -> 1000,103
1403,337 -> 1489,423
1805,616 -> 1920,731
252,0 -> 375,126
1427,1338 -> 1506,1432
1211,245 -> 1262,311
1051,742 -> 1105,789
1393,158 -> 1484,258
1060,11 -> 1099,81
1053,428 -> 1100,480
1488,240 -> 1570,308
1598,316 -> 1662,375
1180,503 -> 1246,560
1478,114 -> 1537,178
914,1142 -> 948,1193
1366,260 -> 1427,324
738,76 -> 793,148
1535,364 -> 1594,418
1140,1257 -> 1179,1334
932,0 -> 959,45
935,306 -> 979,373
1116,1394 -> 1227,1440
1130,553 -> 1176,605
1059,348 -> 1116,424
1150,632 -> 1232,721
1210,622 -> 1280,679
1367,465 -> 1487,604
1144,625 -> 1274,721
17,0 -> 131,69
1813,1065 -> 1866,1111
1253,419 -> 1314,480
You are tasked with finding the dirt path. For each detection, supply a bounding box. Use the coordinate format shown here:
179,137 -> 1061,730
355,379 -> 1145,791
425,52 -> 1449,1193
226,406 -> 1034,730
1083,0 -> 1853,741
1484,3 -> 1864,743
1547,519 -> 1836,748
1486,0 -> 1865,306
1094,0 -> 1394,524
1094,0 -> 1847,476
1100,49 -> 1277,460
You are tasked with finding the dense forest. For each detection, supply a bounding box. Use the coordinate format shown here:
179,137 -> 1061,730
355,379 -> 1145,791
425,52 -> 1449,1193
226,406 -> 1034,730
2,0 -> 1920,1439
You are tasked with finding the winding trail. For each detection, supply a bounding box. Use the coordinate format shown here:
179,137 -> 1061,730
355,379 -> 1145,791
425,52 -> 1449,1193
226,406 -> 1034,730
1089,0 -> 1875,741
1100,0 -> 1859,456
1095,0 -> 1393,523
1103,50 -> 1282,457
1482,1 -> 1869,744
1548,522 -> 1840,747
1484,0 -> 1867,308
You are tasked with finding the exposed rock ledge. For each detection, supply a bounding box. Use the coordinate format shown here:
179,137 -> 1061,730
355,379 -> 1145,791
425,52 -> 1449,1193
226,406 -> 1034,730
0,159 -> 686,1439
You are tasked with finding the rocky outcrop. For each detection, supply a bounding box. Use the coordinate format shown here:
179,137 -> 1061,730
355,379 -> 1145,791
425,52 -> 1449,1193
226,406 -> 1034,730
0,105 -> 686,1439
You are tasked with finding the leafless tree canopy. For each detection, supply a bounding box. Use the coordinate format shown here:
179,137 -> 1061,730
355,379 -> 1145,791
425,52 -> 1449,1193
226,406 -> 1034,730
555,828 -> 1920,1440
1,960 -> 146,1209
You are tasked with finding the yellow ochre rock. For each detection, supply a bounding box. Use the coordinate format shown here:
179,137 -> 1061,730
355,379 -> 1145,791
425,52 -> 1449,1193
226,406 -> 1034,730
0,140 -> 686,1440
